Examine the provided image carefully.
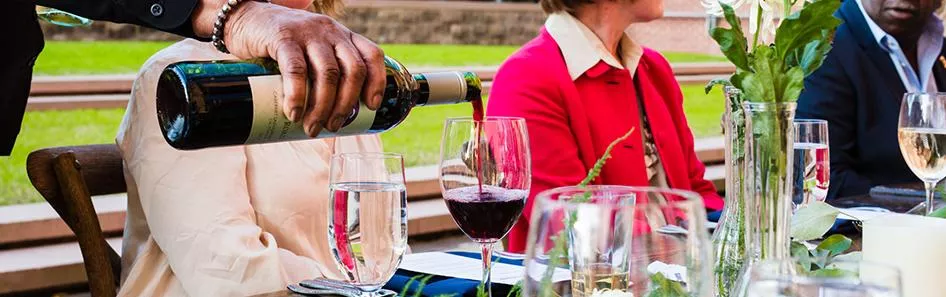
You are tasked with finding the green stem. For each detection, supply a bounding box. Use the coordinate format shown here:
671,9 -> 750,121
752,4 -> 763,48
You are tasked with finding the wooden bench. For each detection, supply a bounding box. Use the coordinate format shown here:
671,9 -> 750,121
0,140 -> 724,296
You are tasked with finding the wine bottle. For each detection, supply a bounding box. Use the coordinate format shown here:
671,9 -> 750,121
156,56 -> 481,150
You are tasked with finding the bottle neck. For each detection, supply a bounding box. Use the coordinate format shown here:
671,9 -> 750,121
414,71 -> 482,106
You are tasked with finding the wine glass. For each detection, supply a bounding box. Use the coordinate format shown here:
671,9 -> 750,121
745,259 -> 902,297
521,186 -> 714,297
328,152 -> 408,296
440,117 -> 531,296
793,119 -> 830,208
897,93 -> 946,215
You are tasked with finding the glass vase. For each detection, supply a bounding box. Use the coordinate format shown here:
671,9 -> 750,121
734,102 -> 797,296
712,87 -> 747,297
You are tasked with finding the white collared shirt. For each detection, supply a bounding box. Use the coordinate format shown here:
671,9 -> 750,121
544,12 -> 644,80
856,0 -> 944,93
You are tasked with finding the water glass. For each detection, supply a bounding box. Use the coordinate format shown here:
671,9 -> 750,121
793,119 -> 830,208
897,93 -> 946,215
745,259 -> 902,297
521,186 -> 714,297
328,153 -> 408,296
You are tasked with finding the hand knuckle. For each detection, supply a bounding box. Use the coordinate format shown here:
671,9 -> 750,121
321,67 -> 341,83
283,58 -> 308,77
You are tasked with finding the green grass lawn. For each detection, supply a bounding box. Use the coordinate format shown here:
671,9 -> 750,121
2,42 -> 726,206
34,41 -> 725,75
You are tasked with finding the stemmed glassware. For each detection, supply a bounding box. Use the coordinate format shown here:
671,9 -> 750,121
440,117 -> 531,296
521,186 -> 714,297
897,93 -> 946,215
793,119 -> 830,208
327,152 -> 408,296
36,6 -> 93,27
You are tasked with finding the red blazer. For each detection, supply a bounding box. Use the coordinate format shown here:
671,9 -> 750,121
487,29 -> 724,253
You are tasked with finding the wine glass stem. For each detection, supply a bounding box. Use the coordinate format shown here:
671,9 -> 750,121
924,181 -> 937,215
481,242 -> 493,297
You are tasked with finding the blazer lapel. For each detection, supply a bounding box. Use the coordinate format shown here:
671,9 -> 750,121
839,0 -> 907,100
634,62 -> 686,190
933,42 -> 946,91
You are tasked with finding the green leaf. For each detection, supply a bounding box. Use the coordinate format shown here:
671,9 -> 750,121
811,248 -> 832,269
812,267 -> 857,278
791,201 -> 840,241
710,3 -> 750,71
646,273 -> 689,297
780,67 -> 806,102
797,39 -> 834,76
832,251 -> 863,263
705,78 -> 733,94
816,234 -> 853,257
774,0 -> 842,67
506,282 -> 523,297
791,241 -> 813,272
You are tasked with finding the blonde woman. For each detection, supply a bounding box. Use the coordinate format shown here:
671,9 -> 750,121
116,1 -> 385,295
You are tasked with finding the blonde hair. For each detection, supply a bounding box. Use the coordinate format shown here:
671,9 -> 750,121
311,0 -> 343,17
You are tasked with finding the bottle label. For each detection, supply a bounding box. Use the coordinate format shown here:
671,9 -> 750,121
246,75 -> 376,144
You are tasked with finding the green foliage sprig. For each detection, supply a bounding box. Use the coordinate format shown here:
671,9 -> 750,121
537,128 -> 636,297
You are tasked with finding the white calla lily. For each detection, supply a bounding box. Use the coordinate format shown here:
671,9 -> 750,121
702,0 -> 750,16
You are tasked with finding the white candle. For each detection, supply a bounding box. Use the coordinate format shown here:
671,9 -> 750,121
862,213 -> 946,297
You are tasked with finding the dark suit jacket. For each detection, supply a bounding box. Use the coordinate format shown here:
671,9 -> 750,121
2,0 -> 199,156
796,0 -> 946,199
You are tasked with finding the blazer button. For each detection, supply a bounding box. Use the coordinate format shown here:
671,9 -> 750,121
150,3 -> 164,17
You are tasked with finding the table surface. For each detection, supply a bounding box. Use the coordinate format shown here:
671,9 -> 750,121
253,191 -> 925,297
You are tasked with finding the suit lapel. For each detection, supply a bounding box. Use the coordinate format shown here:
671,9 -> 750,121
933,42 -> 946,91
839,0 -> 907,100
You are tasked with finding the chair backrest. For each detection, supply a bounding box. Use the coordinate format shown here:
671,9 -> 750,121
26,144 -> 125,297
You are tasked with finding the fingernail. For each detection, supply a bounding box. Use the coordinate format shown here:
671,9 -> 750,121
372,94 -> 382,109
289,108 -> 303,122
305,124 -> 320,138
324,116 -> 339,132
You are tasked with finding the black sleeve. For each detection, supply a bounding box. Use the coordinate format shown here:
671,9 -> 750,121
25,0 -> 202,39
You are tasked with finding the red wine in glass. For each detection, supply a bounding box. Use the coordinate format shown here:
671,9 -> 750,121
443,186 -> 527,242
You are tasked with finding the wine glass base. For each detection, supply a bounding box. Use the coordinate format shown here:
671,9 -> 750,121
905,200 -> 946,215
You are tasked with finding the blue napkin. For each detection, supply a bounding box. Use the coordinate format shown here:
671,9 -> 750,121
383,251 -> 522,297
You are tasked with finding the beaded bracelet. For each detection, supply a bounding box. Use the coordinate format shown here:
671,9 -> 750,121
211,0 -> 270,54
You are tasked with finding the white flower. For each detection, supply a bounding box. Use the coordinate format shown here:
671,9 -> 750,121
590,288 -> 635,297
702,0 -> 750,16
749,0 -> 779,45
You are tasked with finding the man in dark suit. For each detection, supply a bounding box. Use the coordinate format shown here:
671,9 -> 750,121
797,0 -> 944,199
2,0 -> 388,156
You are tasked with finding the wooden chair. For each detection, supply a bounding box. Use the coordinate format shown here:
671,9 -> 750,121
26,144 -> 126,297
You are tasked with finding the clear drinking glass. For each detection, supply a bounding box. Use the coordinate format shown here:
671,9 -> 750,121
897,93 -> 946,215
745,259 -> 902,297
793,119 -> 830,208
522,186 -> 714,297
328,153 -> 409,296
440,117 -> 531,296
